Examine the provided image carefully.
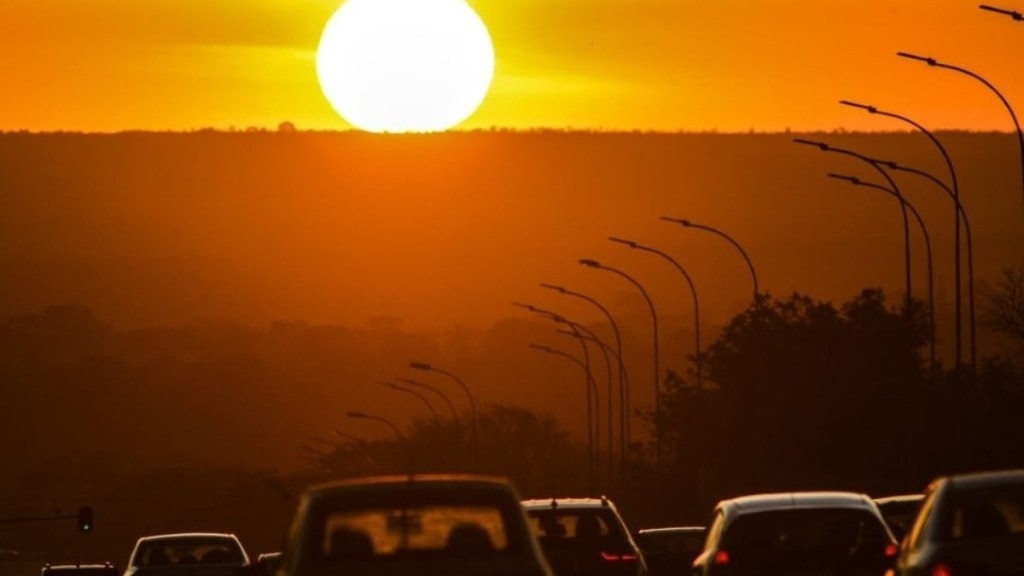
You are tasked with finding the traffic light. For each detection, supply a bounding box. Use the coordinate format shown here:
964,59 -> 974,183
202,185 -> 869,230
77,506 -> 94,534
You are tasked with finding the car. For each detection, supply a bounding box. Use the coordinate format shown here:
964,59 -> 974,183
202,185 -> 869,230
633,526 -> 705,576
123,533 -> 249,575
892,468 -> 1024,576
520,496 -> 647,576
276,473 -> 553,576
253,552 -> 282,575
873,494 -> 924,541
41,563 -> 118,576
692,491 -> 899,576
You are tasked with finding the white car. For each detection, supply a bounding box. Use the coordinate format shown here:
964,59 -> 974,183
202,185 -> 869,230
692,491 -> 898,576
123,533 -> 249,576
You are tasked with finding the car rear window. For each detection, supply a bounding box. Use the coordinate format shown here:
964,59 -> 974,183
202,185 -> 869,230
721,508 -> 890,564
943,483 -> 1024,542
526,509 -> 627,544
319,504 -> 511,560
133,538 -> 244,566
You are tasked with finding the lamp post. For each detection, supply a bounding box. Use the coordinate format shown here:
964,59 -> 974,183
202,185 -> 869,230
839,100 -> 963,371
395,376 -> 463,469
347,410 -> 412,473
378,382 -> 441,428
897,51 -> 1024,219
579,258 -> 662,471
515,302 -> 611,484
409,361 -> 478,459
793,139 -> 914,311
659,218 -> 759,307
609,236 -> 703,390
530,343 -> 598,492
539,282 -> 631,484
828,173 -> 937,367
980,4 -> 1023,20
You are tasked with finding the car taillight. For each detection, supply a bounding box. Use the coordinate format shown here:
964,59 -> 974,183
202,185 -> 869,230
931,564 -> 952,576
884,543 -> 899,558
713,550 -> 730,565
600,551 -> 638,562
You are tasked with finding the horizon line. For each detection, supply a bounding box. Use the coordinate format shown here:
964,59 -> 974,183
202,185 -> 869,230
0,127 -> 1018,136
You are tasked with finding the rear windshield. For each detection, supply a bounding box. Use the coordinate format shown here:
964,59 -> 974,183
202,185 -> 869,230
316,504 -> 515,561
940,483 -> 1024,542
526,509 -> 628,545
722,508 -> 890,564
636,530 -> 705,556
133,537 -> 244,566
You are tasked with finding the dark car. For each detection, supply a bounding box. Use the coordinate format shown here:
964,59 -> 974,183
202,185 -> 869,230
873,494 -> 924,542
277,473 -> 552,576
123,533 -> 249,576
634,526 -> 704,576
892,468 -> 1024,576
42,564 -> 118,576
521,496 -> 646,576
692,491 -> 899,576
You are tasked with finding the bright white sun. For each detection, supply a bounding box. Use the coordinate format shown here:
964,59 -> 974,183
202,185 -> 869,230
316,0 -> 495,133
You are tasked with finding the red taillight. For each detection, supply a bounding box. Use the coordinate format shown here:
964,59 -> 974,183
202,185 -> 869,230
713,550 -> 730,565
884,543 -> 899,558
600,552 -> 638,562
931,564 -> 953,576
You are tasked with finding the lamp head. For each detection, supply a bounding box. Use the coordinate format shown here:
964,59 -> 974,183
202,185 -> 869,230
579,259 -> 602,268
346,411 -> 368,419
793,138 -> 830,151
409,361 -> 432,371
608,236 -> 638,248
529,343 -> 551,353
827,172 -> 860,185
896,51 -> 937,66
539,282 -> 567,293
838,100 -> 877,114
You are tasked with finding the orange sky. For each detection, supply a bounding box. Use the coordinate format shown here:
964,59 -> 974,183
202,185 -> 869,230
2,0 -> 1024,132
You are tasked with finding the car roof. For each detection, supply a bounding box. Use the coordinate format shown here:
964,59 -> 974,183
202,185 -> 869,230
718,492 -> 876,515
637,526 -> 705,535
137,532 -> 240,542
873,494 -> 924,506
520,496 -> 616,511
944,468 -> 1024,489
305,473 -> 518,499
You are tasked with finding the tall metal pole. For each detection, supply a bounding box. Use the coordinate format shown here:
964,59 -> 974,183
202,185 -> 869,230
410,361 -> 479,461
529,344 -> 598,493
828,173 -> 937,367
395,376 -> 462,470
610,236 -> 703,389
840,100 -> 963,371
875,158 -> 977,374
378,382 -> 441,428
540,283 -> 631,488
580,259 -> 662,471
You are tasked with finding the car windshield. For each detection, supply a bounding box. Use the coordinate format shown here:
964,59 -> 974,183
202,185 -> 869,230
721,508 -> 891,565
318,504 -> 512,561
526,509 -> 629,547
134,537 -> 244,566
942,483 -> 1024,542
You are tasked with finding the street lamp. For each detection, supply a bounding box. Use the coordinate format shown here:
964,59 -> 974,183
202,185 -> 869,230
897,51 -> 1024,218
793,138 -> 914,310
514,302 -> 609,481
660,217 -> 759,306
828,173 -> 937,367
409,361 -> 478,458
868,157 -> 978,374
539,282 -> 631,481
839,100 -> 963,370
395,376 -> 463,468
378,382 -> 441,428
609,236 -> 703,390
347,410 -> 413,473
530,343 -> 598,492
979,4 -> 1023,21
579,258 -> 663,471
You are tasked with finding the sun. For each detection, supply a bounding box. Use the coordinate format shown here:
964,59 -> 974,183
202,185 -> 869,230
315,0 -> 495,133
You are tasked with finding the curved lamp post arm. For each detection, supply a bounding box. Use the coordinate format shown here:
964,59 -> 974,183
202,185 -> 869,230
897,52 -> 1024,219
980,4 -> 1023,20
409,361 -> 479,458
660,217 -> 759,306
378,382 -> 441,427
